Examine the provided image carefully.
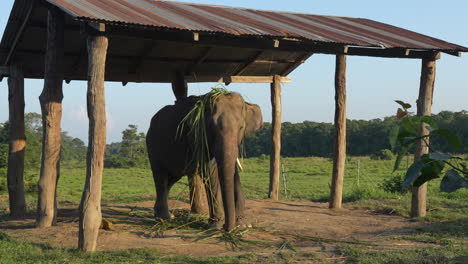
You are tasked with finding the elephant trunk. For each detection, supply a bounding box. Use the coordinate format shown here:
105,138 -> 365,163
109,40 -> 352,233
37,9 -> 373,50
215,133 -> 238,231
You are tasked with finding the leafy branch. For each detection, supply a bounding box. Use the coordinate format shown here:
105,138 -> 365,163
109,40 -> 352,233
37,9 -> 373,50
390,101 -> 468,193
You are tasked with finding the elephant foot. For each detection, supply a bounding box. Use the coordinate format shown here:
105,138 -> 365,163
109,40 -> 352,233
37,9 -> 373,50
236,215 -> 253,229
208,217 -> 224,229
154,210 -> 174,220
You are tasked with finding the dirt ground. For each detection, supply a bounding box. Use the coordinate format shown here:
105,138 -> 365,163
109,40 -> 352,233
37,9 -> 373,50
0,199 -> 425,258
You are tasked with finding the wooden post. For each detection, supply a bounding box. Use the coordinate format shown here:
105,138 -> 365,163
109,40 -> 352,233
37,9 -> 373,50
269,75 -> 282,200
330,54 -> 347,209
171,71 -> 188,101
171,72 -> 208,215
411,57 -> 436,218
189,174 -> 209,215
37,8 -> 64,228
78,26 -> 108,252
7,62 -> 27,217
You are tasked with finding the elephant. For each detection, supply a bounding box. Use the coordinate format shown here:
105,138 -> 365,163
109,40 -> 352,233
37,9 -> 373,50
146,92 -> 263,231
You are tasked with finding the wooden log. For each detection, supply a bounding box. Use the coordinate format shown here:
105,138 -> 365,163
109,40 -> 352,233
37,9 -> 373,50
37,8 -> 64,228
269,75 -> 282,200
78,30 -> 108,252
329,54 -> 347,209
215,76 -> 292,84
171,71 -> 188,101
171,72 -> 208,214
411,58 -> 436,218
189,174 -> 209,216
7,63 -> 27,217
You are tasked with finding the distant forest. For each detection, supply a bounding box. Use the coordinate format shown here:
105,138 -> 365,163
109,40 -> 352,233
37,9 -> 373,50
244,110 -> 468,158
0,110 -> 467,171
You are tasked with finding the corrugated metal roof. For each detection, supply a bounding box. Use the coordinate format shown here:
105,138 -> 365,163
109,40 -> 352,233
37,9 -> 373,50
46,0 -> 468,52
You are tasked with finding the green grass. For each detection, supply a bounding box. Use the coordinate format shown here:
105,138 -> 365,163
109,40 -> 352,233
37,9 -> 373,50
338,245 -> 468,264
1,156 -> 468,263
2,156 -> 467,219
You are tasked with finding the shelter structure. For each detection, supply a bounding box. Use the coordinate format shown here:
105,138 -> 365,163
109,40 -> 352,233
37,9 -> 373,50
1,0 -> 467,252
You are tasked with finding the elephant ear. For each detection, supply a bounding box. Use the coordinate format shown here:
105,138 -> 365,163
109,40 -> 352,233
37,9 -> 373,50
244,103 -> 263,137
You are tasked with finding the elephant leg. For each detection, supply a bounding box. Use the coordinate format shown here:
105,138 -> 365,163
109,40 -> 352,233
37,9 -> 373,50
206,162 -> 224,228
153,169 -> 172,220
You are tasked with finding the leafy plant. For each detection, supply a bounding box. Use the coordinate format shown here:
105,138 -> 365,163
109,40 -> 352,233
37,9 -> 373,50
379,174 -> 405,194
370,149 -> 394,160
390,101 -> 468,193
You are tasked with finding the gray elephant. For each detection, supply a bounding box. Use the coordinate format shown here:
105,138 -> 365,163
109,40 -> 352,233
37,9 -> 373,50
146,92 -> 263,231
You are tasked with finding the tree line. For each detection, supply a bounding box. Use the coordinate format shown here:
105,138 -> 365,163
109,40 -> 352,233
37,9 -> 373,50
244,110 -> 468,158
0,110 -> 467,172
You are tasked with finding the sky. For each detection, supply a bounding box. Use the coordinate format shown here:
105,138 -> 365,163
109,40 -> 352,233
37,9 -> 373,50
0,0 -> 467,143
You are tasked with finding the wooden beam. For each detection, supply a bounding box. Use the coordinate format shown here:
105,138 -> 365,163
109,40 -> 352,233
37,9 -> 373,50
11,48 -> 298,65
206,76 -> 292,84
411,57 -> 436,218
69,43 -> 87,78
443,51 -> 462,57
129,41 -> 158,74
329,54 -> 347,209
79,32 -> 108,252
5,0 -> 35,65
37,8 -> 65,228
234,51 -> 264,76
185,47 -> 213,75
88,22 -> 105,33
281,52 -> 313,76
269,75 -> 282,200
6,63 -> 27,217
0,66 -> 9,75
171,71 -> 188,101
106,28 -> 449,59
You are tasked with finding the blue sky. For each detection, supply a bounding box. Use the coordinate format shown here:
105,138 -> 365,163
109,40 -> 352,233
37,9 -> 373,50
1,0 -> 467,143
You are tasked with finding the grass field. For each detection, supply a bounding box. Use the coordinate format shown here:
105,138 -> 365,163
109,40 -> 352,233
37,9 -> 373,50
1,156 -> 467,263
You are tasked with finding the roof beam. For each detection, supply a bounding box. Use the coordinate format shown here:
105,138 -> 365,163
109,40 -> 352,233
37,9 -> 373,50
11,49 -> 297,64
234,51 -> 264,76
5,0 -> 35,65
186,76 -> 292,83
443,51 -> 462,57
338,47 -> 441,60
185,47 -> 213,75
129,41 -> 158,74
281,52 -> 313,76
19,23 -> 461,60
0,66 -> 9,75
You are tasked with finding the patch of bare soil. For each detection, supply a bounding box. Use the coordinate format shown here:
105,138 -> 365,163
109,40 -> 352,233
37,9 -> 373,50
0,199 -> 424,258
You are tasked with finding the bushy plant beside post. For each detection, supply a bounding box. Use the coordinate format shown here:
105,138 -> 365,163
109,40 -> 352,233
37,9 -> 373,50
390,101 -> 468,193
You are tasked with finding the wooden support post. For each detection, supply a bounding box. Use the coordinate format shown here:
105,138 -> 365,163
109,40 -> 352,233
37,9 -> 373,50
37,8 -> 65,228
7,63 -> 27,217
329,54 -> 347,209
411,58 -> 436,218
171,72 -> 208,214
189,174 -> 209,216
171,71 -> 188,101
78,27 -> 108,252
269,75 -> 282,200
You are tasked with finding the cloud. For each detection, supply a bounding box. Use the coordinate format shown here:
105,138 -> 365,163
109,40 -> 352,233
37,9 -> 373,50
67,104 -> 116,133
70,105 -> 88,122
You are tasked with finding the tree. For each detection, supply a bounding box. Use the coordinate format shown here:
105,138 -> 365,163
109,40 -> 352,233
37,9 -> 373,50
105,124 -> 148,168
120,124 -> 146,159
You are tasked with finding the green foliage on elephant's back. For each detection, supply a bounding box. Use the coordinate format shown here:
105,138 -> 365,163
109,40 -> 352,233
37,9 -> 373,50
177,87 -> 235,180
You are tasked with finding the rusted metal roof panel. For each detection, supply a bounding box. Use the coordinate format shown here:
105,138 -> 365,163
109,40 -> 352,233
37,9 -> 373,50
46,0 -> 468,52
